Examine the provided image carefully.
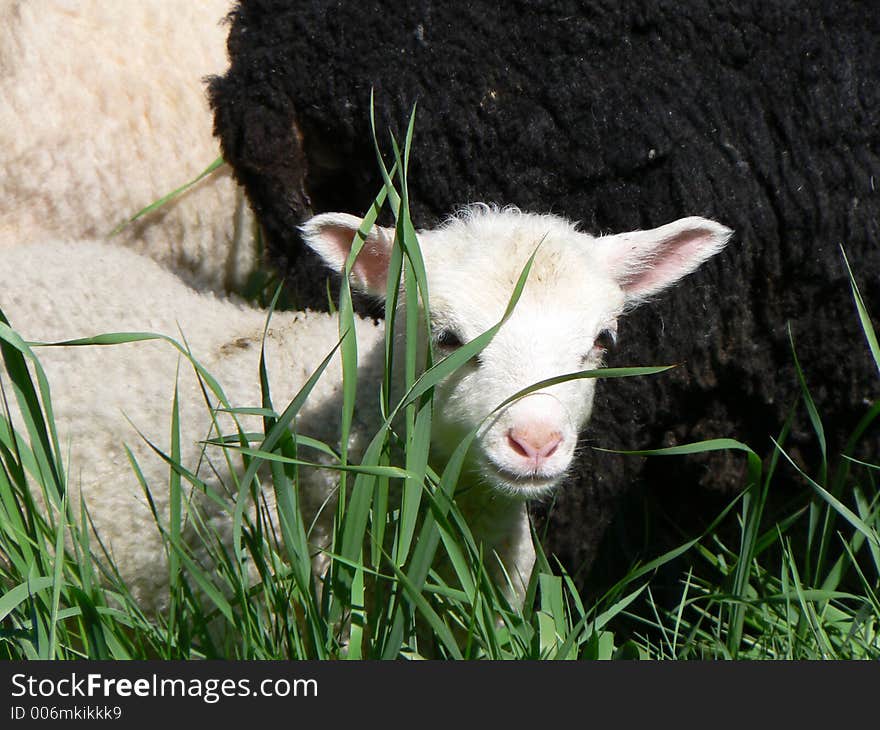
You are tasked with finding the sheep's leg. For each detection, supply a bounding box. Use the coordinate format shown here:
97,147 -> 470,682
452,490 -> 535,609
486,502 -> 535,610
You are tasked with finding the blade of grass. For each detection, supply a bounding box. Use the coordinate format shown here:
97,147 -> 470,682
109,157 -> 225,236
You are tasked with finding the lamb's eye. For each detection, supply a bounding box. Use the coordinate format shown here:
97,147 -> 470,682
582,326 -> 618,364
435,328 -> 464,351
594,327 -> 618,353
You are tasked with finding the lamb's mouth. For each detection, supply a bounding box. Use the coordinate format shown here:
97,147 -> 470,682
480,459 -> 565,497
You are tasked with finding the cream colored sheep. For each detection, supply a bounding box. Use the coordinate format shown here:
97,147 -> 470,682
0,0 -> 257,292
0,207 -> 729,612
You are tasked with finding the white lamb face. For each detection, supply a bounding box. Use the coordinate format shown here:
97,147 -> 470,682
302,206 -> 731,499
416,213 -> 625,498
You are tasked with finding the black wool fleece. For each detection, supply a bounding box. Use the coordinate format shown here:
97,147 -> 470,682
209,0 -> 880,594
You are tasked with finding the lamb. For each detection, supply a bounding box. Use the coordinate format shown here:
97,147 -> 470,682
0,0 -> 259,293
0,207 -> 729,615
208,0 -> 880,579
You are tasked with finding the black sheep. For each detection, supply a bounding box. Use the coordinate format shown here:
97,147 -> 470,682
208,0 -> 880,588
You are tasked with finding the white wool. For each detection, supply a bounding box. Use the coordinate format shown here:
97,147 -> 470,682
0,239 -> 384,611
0,0 -> 258,293
0,208 -> 730,613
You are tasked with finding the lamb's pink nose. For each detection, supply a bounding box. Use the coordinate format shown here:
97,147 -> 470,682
507,425 -> 563,465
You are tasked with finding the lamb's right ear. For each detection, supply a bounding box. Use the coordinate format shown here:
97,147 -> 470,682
593,216 -> 732,304
300,213 -> 395,295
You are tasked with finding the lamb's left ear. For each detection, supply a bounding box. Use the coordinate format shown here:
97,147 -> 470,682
593,216 -> 732,303
300,212 -> 395,295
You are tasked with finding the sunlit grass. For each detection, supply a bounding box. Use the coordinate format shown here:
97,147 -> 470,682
1,114 -> 878,659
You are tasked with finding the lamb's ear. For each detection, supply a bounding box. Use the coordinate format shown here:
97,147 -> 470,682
594,216 -> 732,303
300,213 -> 395,295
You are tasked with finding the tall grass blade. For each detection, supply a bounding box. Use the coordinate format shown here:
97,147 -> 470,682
109,157 -> 225,236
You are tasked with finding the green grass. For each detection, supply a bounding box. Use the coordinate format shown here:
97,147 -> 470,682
1,118 -> 878,659
601,257 -> 880,659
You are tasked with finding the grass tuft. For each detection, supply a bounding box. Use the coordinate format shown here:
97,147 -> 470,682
1,128 -> 878,659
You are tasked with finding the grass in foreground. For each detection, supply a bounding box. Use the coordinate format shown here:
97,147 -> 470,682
1,122 -> 878,659
615,252 -> 880,659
